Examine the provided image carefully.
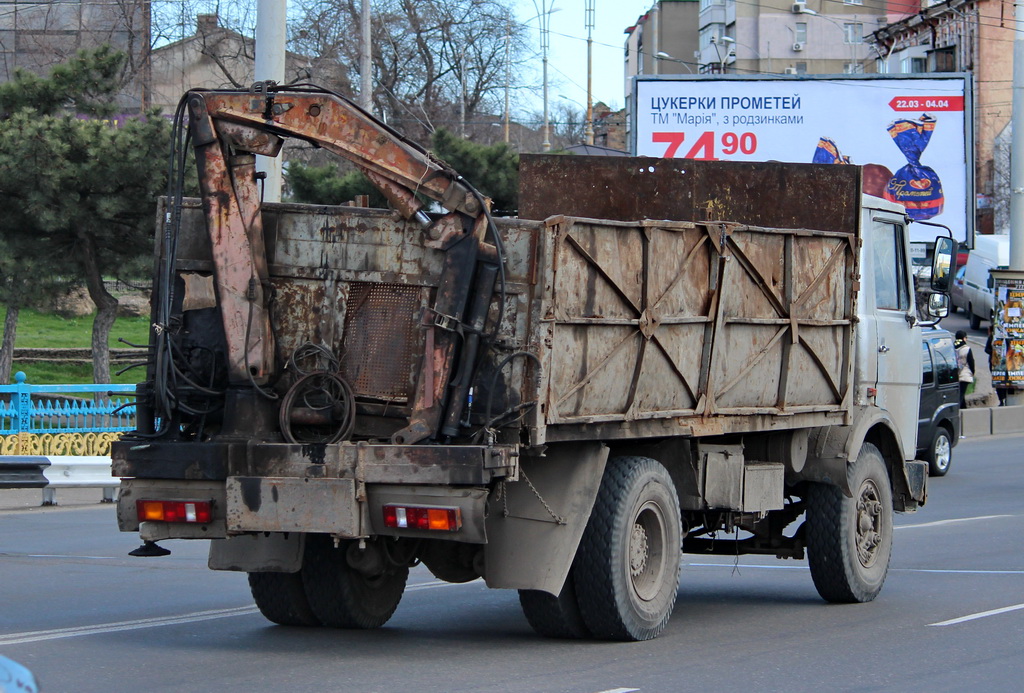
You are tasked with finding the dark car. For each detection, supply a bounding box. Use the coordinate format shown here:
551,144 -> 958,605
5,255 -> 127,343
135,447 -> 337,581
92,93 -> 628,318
918,328 -> 960,476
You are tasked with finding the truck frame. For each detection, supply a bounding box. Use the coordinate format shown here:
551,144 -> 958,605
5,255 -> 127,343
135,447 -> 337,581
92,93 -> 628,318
114,83 -> 940,641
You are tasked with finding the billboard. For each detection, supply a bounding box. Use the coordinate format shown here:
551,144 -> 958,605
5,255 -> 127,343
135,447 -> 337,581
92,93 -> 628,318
631,75 -> 972,245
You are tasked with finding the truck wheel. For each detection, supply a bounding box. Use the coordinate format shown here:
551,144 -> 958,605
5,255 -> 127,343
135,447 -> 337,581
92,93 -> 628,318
247,571 -> 321,627
301,534 -> 408,629
926,427 -> 953,477
573,456 -> 681,641
806,443 -> 893,603
518,569 -> 591,639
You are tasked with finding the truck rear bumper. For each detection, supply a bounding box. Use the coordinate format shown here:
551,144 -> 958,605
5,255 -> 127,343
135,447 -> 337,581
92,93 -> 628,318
114,440 -> 517,543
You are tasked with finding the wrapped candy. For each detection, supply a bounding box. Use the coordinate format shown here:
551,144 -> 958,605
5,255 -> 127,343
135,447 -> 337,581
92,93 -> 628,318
811,137 -> 851,165
883,114 -> 944,220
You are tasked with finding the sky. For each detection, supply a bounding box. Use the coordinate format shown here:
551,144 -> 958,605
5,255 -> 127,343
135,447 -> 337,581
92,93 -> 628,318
513,1 -> 650,115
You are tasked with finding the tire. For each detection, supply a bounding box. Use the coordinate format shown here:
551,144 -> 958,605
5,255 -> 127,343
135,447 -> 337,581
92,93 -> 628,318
248,571 -> 322,627
806,443 -> 893,603
518,569 -> 591,639
968,304 -> 981,330
573,456 -> 681,641
301,534 -> 408,629
926,427 -> 953,477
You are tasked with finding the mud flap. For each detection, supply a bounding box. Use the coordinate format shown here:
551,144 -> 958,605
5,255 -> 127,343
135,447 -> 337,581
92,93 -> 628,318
483,442 -> 608,594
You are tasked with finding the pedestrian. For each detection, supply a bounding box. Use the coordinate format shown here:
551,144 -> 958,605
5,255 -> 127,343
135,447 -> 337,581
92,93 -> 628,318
954,329 -> 975,408
984,326 -> 1007,406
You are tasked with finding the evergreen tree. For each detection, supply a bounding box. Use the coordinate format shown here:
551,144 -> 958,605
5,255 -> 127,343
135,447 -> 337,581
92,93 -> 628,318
0,47 -> 169,383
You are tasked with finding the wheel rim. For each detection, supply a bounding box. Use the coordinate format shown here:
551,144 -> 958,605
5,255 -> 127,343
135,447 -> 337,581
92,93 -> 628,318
855,479 -> 884,568
629,500 -> 667,602
934,434 -> 951,472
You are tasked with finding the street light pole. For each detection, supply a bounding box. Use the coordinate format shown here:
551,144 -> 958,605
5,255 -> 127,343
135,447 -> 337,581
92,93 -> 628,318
584,0 -> 594,146
531,0 -> 555,152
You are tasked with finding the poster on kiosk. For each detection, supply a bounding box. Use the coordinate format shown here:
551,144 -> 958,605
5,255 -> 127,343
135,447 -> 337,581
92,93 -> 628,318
631,75 -> 973,246
989,270 -> 1024,390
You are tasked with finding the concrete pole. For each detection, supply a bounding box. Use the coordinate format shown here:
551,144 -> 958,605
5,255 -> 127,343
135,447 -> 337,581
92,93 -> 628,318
359,0 -> 372,111
255,0 -> 286,202
1011,1 -> 1024,271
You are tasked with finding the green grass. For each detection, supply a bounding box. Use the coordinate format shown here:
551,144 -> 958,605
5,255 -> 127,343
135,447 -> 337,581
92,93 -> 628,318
2,307 -> 151,385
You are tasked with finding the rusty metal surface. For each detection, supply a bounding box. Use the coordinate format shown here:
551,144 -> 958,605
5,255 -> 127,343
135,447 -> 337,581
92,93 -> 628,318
519,155 -> 861,233
225,476 -> 359,535
341,282 -> 423,400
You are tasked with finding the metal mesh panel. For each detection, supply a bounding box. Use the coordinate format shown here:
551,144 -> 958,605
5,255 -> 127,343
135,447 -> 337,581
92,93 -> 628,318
340,282 -> 422,401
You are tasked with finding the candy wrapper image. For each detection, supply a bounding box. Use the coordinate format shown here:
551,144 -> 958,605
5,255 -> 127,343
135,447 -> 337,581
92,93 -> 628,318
883,114 -> 944,220
811,137 -> 893,198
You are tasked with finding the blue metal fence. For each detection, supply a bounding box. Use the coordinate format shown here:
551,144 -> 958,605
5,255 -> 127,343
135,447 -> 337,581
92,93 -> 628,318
0,372 -> 136,436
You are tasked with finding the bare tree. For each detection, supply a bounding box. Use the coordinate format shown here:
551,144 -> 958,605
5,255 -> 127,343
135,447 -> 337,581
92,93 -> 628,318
291,0 -> 528,144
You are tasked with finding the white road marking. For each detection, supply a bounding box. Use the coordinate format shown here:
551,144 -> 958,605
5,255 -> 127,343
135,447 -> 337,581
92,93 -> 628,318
0,580 -> 462,646
593,689 -> 640,693
687,563 -> 1024,575
928,603 -> 1024,627
896,514 -> 1014,529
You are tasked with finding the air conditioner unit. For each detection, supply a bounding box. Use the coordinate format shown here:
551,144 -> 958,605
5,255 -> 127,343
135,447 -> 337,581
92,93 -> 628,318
784,67 -> 799,74
792,42 -> 804,51
791,1 -> 806,13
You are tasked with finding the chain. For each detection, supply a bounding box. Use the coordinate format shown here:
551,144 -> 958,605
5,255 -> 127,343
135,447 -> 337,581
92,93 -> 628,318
521,469 -> 566,525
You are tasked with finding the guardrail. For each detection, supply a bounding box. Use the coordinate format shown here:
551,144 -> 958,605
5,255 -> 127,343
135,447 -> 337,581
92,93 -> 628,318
0,455 -> 117,505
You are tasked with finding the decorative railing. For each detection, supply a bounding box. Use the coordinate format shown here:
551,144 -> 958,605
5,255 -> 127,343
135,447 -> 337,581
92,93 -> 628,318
0,372 -> 135,456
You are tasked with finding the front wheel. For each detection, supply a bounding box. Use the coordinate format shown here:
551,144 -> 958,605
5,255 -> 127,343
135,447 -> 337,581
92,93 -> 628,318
301,535 -> 408,629
806,443 -> 893,603
573,456 -> 681,641
968,304 -> 981,330
926,427 -> 953,477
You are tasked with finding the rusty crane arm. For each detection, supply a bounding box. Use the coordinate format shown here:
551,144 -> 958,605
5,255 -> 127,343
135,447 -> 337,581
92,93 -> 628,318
186,84 -> 498,444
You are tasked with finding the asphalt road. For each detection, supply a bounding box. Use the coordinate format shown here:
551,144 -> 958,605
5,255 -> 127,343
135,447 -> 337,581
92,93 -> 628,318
2,434 -> 1023,693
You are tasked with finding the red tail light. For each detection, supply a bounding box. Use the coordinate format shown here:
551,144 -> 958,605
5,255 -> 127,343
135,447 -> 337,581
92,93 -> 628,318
137,499 -> 213,524
383,504 -> 462,532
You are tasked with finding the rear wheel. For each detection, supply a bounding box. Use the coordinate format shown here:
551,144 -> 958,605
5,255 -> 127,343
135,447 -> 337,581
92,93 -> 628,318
926,427 -> 953,477
518,567 -> 591,639
806,443 -> 893,603
248,571 -> 321,627
301,534 -> 408,629
573,456 -> 681,641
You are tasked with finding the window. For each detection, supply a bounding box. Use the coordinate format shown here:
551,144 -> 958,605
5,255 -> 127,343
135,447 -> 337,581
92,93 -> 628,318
795,61 -> 807,75
844,0 -> 863,4
700,0 -> 723,10
901,56 -> 926,73
932,47 -> 956,72
930,337 -> 958,384
844,22 -> 864,44
876,59 -> 889,74
844,62 -> 864,74
795,22 -> 807,43
872,222 -> 909,311
921,342 -> 934,385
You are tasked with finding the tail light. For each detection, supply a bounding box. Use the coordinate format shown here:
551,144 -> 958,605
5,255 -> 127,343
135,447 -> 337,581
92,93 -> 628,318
137,499 -> 213,524
383,504 -> 462,532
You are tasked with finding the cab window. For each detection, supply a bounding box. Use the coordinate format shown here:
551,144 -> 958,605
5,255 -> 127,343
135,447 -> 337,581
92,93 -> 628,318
872,221 -> 909,311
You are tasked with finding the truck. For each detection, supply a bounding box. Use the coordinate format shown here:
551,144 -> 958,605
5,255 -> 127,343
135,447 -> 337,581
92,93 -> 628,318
113,83 -> 952,641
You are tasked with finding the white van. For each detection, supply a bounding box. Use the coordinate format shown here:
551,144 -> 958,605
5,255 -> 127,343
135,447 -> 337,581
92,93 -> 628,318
962,234 -> 1009,329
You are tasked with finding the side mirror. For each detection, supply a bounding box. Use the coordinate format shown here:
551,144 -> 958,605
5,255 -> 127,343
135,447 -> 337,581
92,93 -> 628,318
927,292 -> 949,319
930,236 -> 955,292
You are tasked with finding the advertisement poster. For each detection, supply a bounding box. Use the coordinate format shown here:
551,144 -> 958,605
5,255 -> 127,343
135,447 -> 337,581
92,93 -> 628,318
632,75 -> 971,245
990,273 -> 1024,386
